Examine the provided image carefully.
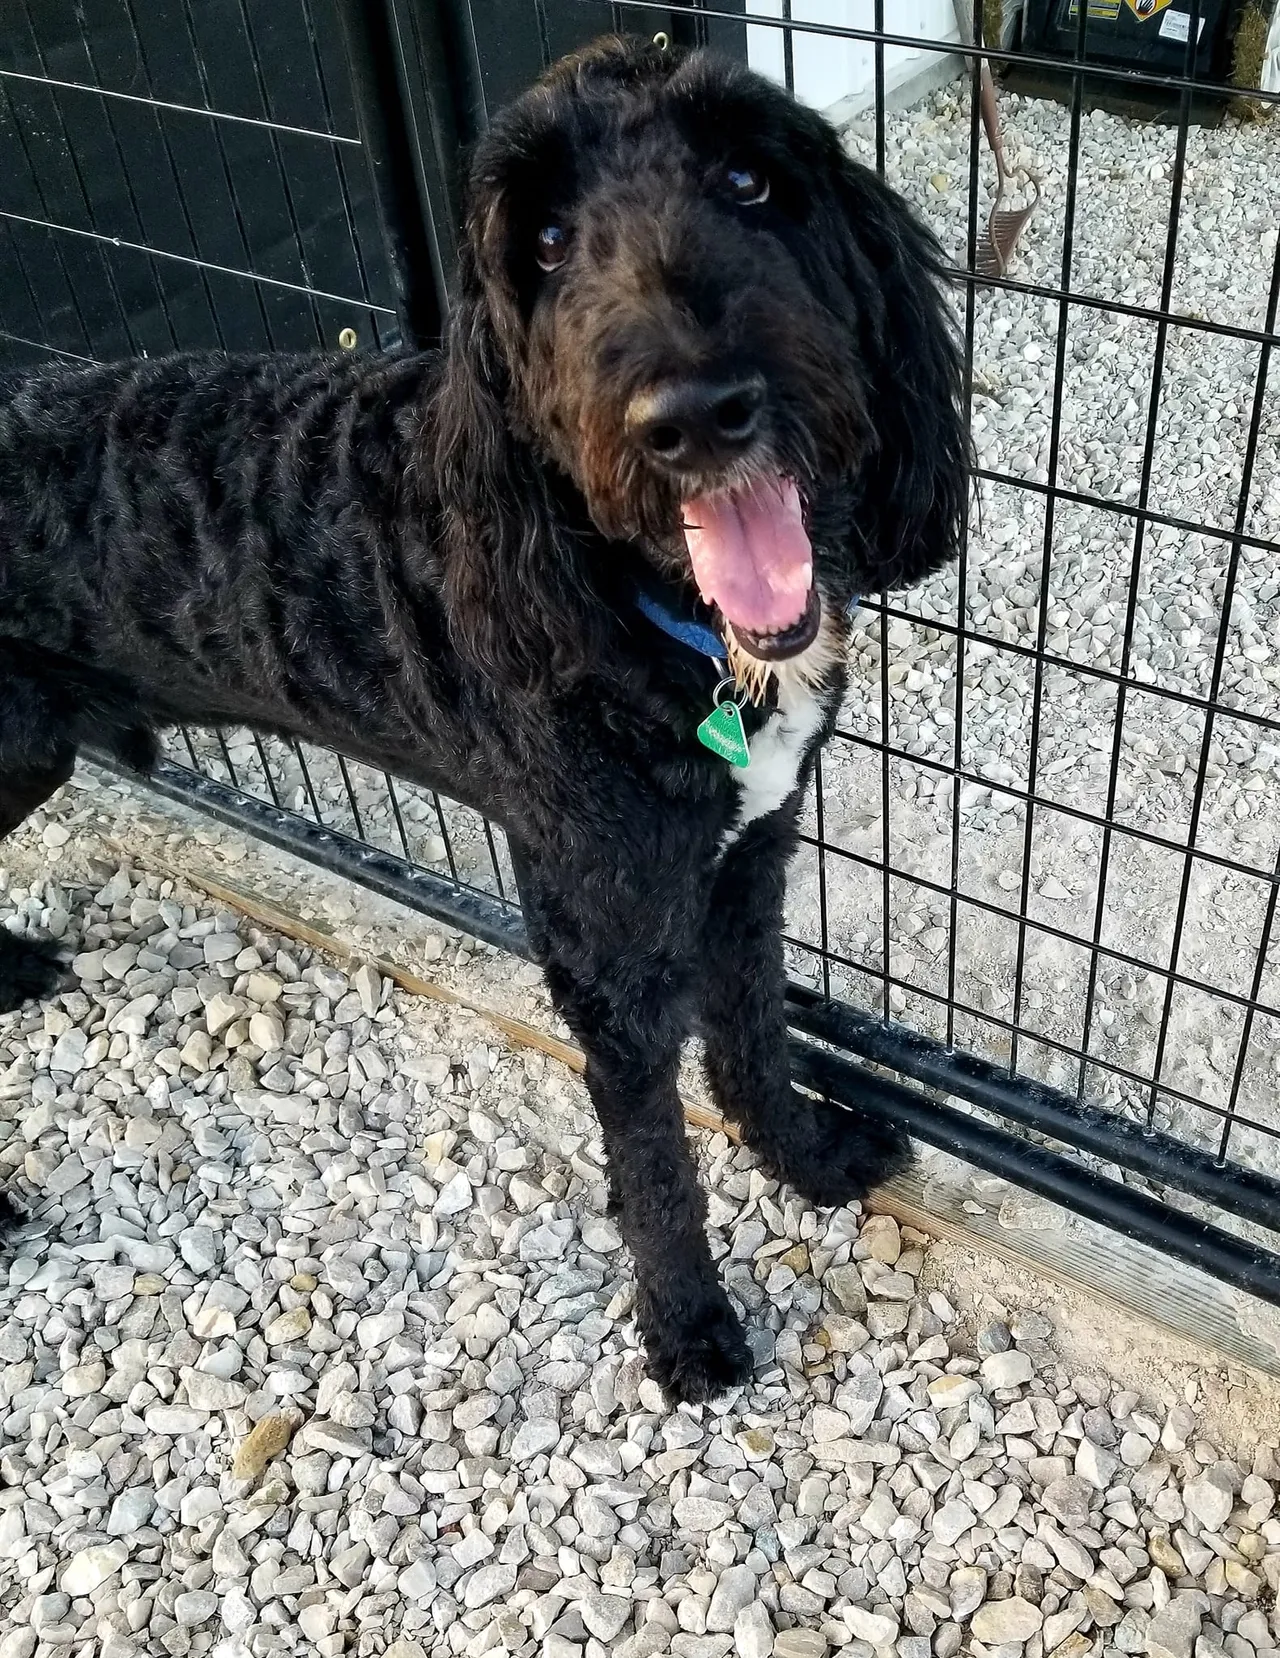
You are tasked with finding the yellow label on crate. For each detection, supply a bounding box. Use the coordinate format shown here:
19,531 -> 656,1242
1068,0 -> 1175,16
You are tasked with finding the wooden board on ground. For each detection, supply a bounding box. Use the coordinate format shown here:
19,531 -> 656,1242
119,842 -> 1280,1385
873,1168 -> 1280,1382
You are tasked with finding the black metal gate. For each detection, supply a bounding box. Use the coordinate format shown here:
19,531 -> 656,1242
4,0 -> 1280,1304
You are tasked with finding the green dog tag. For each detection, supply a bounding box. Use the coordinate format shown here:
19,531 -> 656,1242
697,700 -> 751,768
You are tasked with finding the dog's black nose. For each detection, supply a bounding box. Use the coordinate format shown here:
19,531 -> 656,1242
627,375 -> 765,470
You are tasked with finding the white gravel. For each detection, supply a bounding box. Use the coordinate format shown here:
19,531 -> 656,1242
4,784 -> 1280,1658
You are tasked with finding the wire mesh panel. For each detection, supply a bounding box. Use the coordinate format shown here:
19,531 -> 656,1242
705,0 -> 1280,1262
776,11 -> 1280,1164
0,0 -> 399,370
5,0 -> 1280,1293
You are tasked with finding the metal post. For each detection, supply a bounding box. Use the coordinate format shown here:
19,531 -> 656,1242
334,0 -> 445,346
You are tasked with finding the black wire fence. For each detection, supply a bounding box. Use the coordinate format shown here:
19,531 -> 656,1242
5,0 -> 1280,1302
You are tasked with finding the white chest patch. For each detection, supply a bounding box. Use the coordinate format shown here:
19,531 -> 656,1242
726,679 -> 828,843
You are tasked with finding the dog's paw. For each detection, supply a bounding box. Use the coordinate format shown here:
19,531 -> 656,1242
0,1190 -> 27,1249
753,1092 -> 912,1209
639,1290 -> 753,1407
0,932 -> 66,1014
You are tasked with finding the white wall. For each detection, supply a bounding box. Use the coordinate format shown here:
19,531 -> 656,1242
746,0 -> 962,117
1264,4 -> 1280,94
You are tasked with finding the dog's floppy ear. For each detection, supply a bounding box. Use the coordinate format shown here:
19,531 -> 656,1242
827,153 -> 971,592
433,228 -> 606,689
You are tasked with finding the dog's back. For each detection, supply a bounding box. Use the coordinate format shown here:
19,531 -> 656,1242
0,350 -> 449,738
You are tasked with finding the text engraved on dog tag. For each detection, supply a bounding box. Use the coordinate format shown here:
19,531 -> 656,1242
697,702 -> 751,768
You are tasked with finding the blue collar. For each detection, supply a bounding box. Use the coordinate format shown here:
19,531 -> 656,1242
632,579 -> 863,660
632,580 -> 726,660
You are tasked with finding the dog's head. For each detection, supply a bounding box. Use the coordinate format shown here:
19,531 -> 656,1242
436,36 -> 968,685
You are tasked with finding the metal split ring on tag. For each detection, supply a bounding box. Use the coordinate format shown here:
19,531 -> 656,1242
696,672 -> 751,769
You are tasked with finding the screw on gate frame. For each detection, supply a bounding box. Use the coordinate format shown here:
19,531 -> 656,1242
338,327 -> 358,350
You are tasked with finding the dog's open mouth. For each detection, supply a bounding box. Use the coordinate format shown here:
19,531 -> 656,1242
681,475 -> 820,662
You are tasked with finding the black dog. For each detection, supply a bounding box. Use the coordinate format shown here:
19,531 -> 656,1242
0,37 -> 967,1403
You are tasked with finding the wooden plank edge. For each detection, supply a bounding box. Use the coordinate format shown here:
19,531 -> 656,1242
876,1168 -> 1280,1380
115,842 -> 1280,1381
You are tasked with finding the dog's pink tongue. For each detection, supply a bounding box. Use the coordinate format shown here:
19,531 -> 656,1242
682,477 -> 812,635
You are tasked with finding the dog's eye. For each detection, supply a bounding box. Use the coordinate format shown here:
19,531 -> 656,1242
536,225 -> 570,271
726,165 -> 769,206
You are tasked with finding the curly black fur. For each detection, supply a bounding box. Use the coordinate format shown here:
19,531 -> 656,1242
0,38 -> 968,1402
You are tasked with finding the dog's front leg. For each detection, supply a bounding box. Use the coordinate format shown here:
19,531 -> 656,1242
511,840 -> 752,1406
700,808 -> 912,1208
